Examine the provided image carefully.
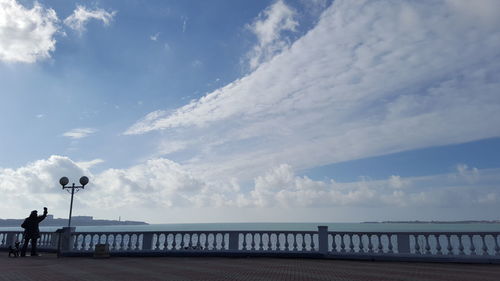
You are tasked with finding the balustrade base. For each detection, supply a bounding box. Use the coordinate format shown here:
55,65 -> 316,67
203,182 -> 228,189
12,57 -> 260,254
56,250 -> 500,264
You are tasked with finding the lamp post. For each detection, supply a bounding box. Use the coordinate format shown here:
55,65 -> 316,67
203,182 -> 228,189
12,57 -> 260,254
59,176 -> 89,227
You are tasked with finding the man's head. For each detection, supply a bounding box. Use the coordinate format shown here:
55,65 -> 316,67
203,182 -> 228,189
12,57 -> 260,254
29,210 -> 38,218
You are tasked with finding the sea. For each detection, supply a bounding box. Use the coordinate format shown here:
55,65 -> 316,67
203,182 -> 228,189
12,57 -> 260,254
2,222 -> 500,232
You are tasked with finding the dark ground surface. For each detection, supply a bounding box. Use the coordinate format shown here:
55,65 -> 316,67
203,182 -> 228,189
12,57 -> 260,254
1,253 -> 500,281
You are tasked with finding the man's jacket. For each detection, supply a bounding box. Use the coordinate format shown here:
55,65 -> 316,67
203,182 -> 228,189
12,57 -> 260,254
21,212 -> 47,238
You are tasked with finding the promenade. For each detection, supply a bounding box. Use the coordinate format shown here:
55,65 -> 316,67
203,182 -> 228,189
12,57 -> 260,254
1,254 -> 499,281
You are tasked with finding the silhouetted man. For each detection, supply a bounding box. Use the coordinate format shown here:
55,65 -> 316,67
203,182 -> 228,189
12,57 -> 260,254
20,207 -> 48,257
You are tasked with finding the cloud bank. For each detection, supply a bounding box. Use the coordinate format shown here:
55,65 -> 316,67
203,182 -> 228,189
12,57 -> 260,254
1,155 -> 499,221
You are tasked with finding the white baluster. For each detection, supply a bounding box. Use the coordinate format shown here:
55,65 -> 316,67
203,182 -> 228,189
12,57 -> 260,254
259,233 -> 264,251
494,234 -> 499,256
172,234 -> 178,250
251,233 -> 256,250
196,234 -> 202,250
368,235 -> 374,253
104,235 -> 109,250
127,234 -> 132,250
204,233 -> 209,250
214,233 -> 219,250
446,235 -> 453,255
118,234 -> 124,250
188,234 -> 193,249
242,233 -> 247,250
154,234 -> 160,250
135,234 -> 140,250
377,235 -> 383,253
414,235 -> 421,254
340,234 -> 346,253
89,234 -> 95,251
458,235 -> 465,255
481,235 -> 488,256
348,235 -> 354,253
73,234 -> 79,250
310,234 -> 315,251
424,235 -> 431,255
469,235 -> 476,255
387,234 -> 393,254
292,234 -> 297,251
301,233 -> 306,251
276,233 -> 281,251
435,235 -> 442,255
358,234 -> 364,253
221,233 -> 226,250
331,234 -> 337,253
284,234 -> 289,251
180,234 -> 185,249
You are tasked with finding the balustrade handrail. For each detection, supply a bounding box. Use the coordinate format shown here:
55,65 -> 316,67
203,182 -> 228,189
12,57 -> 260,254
68,230 -> 305,236
328,231 -> 500,235
70,230 -> 318,234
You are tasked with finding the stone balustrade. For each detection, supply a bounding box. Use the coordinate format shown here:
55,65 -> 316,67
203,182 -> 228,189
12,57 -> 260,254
2,227 -> 500,263
237,231 -> 318,252
0,231 -> 58,252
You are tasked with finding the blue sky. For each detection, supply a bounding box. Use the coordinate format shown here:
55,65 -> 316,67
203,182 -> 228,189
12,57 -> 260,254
1,0 -> 500,223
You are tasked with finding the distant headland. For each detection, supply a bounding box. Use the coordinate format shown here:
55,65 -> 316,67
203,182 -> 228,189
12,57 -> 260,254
362,220 -> 500,224
0,215 -> 148,227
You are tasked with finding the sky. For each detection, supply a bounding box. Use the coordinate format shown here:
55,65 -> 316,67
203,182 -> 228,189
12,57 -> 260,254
1,0 -> 500,223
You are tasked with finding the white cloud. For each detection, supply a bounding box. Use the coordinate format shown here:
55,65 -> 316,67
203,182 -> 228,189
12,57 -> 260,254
0,1 -> 118,63
0,0 -> 58,63
191,59 -> 202,68
150,32 -> 159,41
245,0 -> 298,70
1,156 -> 499,221
182,17 -> 187,33
125,0 -> 500,183
246,164 -> 500,209
64,5 -> 116,33
0,156 -> 90,217
76,159 -> 104,170
300,0 -> 329,16
455,163 -> 479,183
62,128 -> 97,139
157,140 -> 189,155
388,175 -> 407,189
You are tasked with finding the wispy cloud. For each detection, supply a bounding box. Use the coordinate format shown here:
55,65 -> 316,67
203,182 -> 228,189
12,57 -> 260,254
64,5 -> 116,33
182,17 -> 188,33
0,0 -> 58,63
76,158 -> 105,170
245,0 -> 298,70
62,128 -> 97,139
125,0 -> 500,183
150,32 -> 159,41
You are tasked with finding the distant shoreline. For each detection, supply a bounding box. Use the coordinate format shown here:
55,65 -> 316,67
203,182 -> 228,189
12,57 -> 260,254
362,220 -> 500,224
0,215 -> 148,227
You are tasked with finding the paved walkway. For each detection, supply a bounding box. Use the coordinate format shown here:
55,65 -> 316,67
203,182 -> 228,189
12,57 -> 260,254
1,254 -> 500,281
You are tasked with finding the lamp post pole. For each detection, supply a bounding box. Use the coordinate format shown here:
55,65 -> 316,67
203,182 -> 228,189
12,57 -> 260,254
60,176 -> 89,228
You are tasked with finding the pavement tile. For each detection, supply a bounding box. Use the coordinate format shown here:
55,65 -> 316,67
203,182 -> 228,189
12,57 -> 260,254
1,253 -> 500,281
